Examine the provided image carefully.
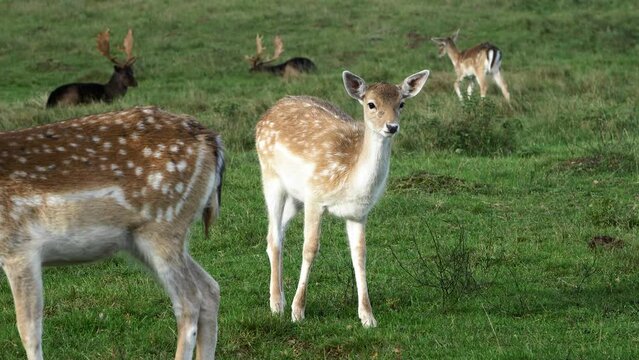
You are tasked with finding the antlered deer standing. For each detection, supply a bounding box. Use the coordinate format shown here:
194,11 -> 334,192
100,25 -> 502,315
256,70 -> 430,327
431,29 -> 510,101
0,106 -> 224,359
245,35 -> 316,78
46,29 -> 138,108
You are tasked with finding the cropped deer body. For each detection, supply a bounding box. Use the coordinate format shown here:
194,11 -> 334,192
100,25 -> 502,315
0,106 -> 224,359
256,70 -> 430,327
245,35 -> 316,78
432,29 -> 510,101
46,29 -> 138,108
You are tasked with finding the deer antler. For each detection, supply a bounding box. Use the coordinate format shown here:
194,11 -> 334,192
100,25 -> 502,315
244,34 -> 265,66
255,34 -> 265,59
122,29 -> 136,65
271,35 -> 284,62
245,34 -> 284,67
96,29 -> 118,64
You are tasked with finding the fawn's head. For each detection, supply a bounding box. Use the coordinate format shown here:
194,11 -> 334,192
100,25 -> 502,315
245,34 -> 283,71
342,70 -> 430,137
98,28 -> 138,86
431,29 -> 460,57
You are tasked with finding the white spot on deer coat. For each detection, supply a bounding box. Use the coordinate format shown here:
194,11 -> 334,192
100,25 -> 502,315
176,160 -> 187,172
147,172 -> 163,190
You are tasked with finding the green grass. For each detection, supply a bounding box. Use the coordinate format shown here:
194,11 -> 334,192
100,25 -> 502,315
2,0 -> 639,358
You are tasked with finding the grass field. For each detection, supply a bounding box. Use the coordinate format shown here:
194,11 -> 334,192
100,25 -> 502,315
2,0 -> 639,358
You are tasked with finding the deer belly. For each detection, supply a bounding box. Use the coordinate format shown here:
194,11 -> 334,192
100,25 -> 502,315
34,224 -> 128,265
10,189 -> 138,265
327,199 -> 373,220
272,145 -> 315,200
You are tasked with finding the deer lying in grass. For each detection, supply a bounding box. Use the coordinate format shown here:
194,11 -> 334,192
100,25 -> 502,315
0,106 -> 224,359
431,29 -> 510,102
245,35 -> 316,78
256,69 -> 430,327
46,29 -> 138,108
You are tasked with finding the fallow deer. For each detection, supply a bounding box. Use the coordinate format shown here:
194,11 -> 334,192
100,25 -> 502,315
245,35 -> 316,78
0,106 -> 224,359
431,29 -> 510,101
46,29 -> 138,108
256,69 -> 430,327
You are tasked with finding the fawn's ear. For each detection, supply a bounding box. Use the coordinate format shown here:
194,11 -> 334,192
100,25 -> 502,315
342,71 -> 367,103
400,70 -> 430,99
451,29 -> 460,43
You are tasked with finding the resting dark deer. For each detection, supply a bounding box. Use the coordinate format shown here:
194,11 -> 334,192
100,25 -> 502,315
245,35 -> 316,78
46,29 -> 138,108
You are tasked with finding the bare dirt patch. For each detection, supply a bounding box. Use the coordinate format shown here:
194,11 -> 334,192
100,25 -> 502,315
588,235 -> 625,250
556,152 -> 636,173
391,171 -> 489,194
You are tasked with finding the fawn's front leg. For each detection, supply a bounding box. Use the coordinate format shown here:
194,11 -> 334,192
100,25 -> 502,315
346,219 -> 377,328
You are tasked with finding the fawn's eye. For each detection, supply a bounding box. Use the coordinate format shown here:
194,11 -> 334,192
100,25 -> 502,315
399,102 -> 405,109
367,102 -> 376,110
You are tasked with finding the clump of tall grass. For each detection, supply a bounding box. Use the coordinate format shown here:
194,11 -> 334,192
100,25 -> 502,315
422,97 -> 518,156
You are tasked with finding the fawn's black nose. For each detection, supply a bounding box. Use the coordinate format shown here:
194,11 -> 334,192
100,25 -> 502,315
386,123 -> 399,134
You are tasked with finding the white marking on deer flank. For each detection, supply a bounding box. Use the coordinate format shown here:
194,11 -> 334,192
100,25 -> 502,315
175,143 -> 206,216
176,160 -> 187,172
165,206 -> 174,221
147,172 -> 163,190
141,203 -> 152,219
166,161 -> 176,173
9,171 -> 28,179
41,187 -> 134,210
92,136 -> 101,143
143,147 -> 153,157
118,137 -> 127,145
135,167 -> 144,176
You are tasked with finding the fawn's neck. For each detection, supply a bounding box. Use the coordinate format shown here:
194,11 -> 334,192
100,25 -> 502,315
349,124 -> 392,194
445,44 -> 462,67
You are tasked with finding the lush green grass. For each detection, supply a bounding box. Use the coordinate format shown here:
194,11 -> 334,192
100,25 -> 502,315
2,0 -> 639,358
